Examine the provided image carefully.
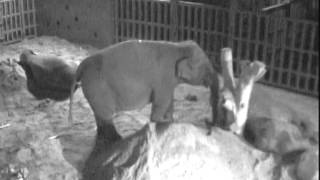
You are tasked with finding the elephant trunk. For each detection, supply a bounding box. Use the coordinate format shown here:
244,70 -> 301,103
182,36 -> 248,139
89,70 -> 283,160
202,65 -> 215,87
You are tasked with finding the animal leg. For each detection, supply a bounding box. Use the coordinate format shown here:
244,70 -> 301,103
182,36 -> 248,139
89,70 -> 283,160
95,114 -> 122,143
150,89 -> 173,123
164,97 -> 174,122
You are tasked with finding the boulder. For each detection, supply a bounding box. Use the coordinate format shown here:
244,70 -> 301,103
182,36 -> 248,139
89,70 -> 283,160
0,121 -> 78,180
83,115 -> 318,180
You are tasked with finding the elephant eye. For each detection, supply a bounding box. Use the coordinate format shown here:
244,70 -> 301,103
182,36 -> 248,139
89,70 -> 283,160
240,103 -> 245,109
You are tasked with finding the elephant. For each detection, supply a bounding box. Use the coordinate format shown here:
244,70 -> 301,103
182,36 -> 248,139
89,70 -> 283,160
69,40 -> 215,142
18,50 -> 79,101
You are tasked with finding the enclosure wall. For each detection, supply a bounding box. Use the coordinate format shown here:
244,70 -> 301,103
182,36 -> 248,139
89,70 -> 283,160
115,0 -> 319,97
35,0 -> 115,47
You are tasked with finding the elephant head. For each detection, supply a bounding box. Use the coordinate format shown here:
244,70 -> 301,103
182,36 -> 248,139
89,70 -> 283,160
17,50 -> 36,79
176,41 -> 214,87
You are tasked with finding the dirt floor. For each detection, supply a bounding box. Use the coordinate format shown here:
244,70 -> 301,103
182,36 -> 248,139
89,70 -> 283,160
0,36 -> 318,177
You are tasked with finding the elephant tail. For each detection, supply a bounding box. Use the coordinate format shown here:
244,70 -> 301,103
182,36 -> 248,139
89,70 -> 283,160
68,58 -> 88,124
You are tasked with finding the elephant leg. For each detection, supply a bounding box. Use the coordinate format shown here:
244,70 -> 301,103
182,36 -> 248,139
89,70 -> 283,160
164,97 -> 174,122
95,114 -> 121,143
150,88 -> 174,123
210,78 -> 220,126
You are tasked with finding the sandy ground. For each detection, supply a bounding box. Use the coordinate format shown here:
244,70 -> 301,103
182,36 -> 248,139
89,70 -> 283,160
0,36 -> 318,175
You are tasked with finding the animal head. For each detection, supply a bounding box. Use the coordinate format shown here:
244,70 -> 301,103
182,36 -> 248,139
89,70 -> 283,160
176,40 -> 214,87
218,48 -> 266,135
17,49 -> 36,79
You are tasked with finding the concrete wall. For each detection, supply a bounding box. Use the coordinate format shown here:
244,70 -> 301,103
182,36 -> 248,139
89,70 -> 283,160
35,0 -> 115,47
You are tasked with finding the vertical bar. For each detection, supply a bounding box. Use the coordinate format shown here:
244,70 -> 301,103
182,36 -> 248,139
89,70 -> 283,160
32,0 -> 37,36
179,4 -> 185,40
278,19 -> 287,85
237,12 -> 243,60
138,0 -> 142,39
253,14 -> 261,60
200,5 -> 205,48
9,0 -> 13,40
261,16 -> 270,82
114,0 -> 119,42
193,7 -> 198,42
206,7 -> 213,54
150,0 -> 154,40
270,18 -> 278,85
288,20 -> 298,88
0,1 -> 3,40
163,2 -> 168,40
119,0 -> 124,41
309,24 -> 316,52
296,23 -> 307,90
228,0 -> 237,47
157,2 -> 161,40
187,5 -> 191,39
214,8 -> 219,33
127,0 -> 131,39
131,0 -> 136,39
170,0 -> 178,41
143,0 -> 148,39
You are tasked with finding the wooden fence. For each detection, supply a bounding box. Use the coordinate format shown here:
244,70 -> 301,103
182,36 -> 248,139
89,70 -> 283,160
0,2 -> 3,39
114,0 -> 318,97
0,0 -> 37,44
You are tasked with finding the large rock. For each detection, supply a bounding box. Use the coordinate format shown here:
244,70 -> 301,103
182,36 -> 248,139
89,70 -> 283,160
0,121 -> 78,180
83,118 -> 318,180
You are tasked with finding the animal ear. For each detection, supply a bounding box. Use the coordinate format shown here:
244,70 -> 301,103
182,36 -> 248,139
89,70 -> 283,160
251,61 -> 266,82
176,59 -> 193,81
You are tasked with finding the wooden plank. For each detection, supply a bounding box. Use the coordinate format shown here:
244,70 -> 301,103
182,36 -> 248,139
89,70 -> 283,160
164,2 -> 168,40
157,2 -> 161,40
131,0 -> 136,39
125,0 -> 129,39
150,0 -> 154,40
270,17 -> 279,85
309,23 -> 317,52
178,4 -> 185,41
199,5 -> 205,48
193,6 -> 198,42
296,23 -> 307,90
244,12 -> 251,59
261,16 -> 271,83
278,19 -> 287,85
114,0 -> 119,42
187,5 -> 191,39
253,14 -> 261,60
31,0 -> 37,36
144,0 -> 148,39
287,21 -> 298,88
237,12 -> 244,60
119,0 -> 124,40
206,7 -> 213,52
138,0 -> 142,39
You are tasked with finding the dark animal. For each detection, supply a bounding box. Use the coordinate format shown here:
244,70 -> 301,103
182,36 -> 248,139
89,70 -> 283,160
18,50 -> 78,101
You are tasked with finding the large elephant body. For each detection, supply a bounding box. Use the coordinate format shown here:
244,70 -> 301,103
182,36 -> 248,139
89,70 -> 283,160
69,40 -> 215,141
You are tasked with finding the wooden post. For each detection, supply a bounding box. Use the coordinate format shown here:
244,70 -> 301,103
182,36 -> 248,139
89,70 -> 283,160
0,2 -> 3,40
221,48 -> 236,91
170,0 -> 178,41
113,0 -> 119,43
227,0 -> 237,47
19,0 -> 26,38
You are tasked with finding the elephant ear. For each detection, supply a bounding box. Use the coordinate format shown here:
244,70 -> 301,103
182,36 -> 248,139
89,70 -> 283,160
176,59 -> 193,82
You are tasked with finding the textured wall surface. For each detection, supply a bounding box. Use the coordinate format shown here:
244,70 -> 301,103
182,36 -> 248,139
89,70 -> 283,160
35,0 -> 115,47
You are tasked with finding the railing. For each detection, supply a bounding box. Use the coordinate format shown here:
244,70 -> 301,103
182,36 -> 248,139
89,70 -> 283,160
0,0 -> 37,44
115,0 -> 318,96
